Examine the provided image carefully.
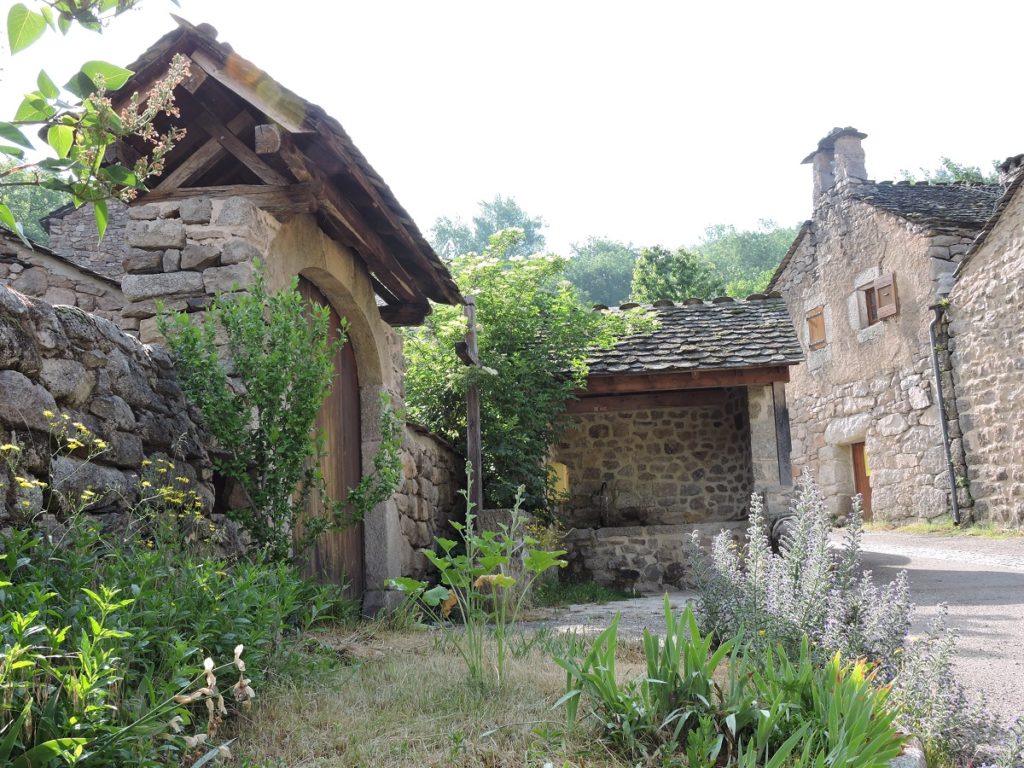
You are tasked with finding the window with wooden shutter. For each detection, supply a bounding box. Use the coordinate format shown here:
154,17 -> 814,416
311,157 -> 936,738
806,306 -> 826,350
874,272 -> 898,319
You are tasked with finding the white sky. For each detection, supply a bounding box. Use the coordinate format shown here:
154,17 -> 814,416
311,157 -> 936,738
2,0 -> 1022,253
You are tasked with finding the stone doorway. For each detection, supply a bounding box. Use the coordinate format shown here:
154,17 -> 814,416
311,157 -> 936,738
852,442 -> 872,521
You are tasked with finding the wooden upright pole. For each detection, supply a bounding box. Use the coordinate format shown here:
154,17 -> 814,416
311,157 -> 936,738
463,296 -> 484,512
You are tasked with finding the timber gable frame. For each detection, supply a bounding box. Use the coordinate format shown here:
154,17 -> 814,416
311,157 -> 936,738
109,17 -> 461,325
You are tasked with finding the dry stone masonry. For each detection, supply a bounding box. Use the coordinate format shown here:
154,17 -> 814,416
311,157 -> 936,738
0,281 -> 220,540
0,234 -> 124,322
554,393 -> 753,529
772,129 -> 993,523
947,161 -> 1024,525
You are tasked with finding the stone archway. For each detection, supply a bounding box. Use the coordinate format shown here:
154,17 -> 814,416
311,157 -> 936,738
264,214 -> 405,610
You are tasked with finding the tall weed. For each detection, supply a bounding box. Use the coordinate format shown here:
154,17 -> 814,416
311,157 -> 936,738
687,477 -> 912,677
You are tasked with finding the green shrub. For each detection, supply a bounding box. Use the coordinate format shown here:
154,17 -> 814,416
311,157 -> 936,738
0,517 -> 350,766
159,268 -> 402,560
553,596 -> 906,767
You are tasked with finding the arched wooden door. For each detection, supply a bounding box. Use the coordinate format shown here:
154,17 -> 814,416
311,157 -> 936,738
298,277 -> 364,598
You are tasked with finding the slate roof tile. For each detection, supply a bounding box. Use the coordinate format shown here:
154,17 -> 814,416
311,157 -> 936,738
850,182 -> 1002,228
586,297 -> 803,376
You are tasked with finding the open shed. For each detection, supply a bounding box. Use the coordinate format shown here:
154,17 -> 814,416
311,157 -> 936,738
552,295 -> 803,592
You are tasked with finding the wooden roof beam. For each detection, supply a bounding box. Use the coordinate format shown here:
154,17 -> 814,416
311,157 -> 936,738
153,110 -> 255,192
581,365 -> 792,396
142,183 -> 318,215
255,123 -> 422,304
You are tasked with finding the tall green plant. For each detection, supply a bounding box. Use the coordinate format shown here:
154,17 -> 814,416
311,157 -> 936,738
387,466 -> 567,689
404,231 -> 654,508
159,268 -> 402,560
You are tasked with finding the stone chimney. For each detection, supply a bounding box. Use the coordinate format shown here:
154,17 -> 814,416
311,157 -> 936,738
802,127 -> 868,203
999,153 -> 1024,186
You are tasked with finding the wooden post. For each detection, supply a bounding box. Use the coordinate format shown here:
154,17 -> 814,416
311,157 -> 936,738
463,297 -> 484,511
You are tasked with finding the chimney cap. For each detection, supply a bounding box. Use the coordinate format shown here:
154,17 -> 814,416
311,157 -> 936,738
801,126 -> 868,164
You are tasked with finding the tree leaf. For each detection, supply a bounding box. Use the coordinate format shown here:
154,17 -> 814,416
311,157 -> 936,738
47,124 -> 74,159
93,198 -> 108,241
63,71 -> 97,100
0,122 -> 32,149
36,69 -> 59,99
14,93 -> 54,122
7,4 -> 46,53
0,203 -> 31,247
81,60 -> 134,92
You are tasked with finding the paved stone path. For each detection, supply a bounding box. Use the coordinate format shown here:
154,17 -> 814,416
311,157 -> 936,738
527,531 -> 1024,724
859,531 -> 1024,725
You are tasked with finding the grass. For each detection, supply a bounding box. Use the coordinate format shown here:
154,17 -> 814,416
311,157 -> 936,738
531,579 -> 637,608
230,627 -> 644,768
865,519 -> 1024,539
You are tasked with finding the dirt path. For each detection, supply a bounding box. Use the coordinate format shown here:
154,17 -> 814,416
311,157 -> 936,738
526,531 -> 1024,724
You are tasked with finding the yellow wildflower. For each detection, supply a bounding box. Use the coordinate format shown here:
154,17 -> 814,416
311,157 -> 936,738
0,443 -> 19,452
42,410 -> 54,419
141,481 -> 152,488
142,459 -> 152,466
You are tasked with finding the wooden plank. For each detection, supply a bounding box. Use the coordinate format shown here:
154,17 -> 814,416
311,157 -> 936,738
153,111 -> 255,192
378,303 -> 430,326
192,110 -> 290,185
257,126 -> 422,304
581,365 -> 792,396
772,381 -> 793,486
189,48 -> 313,134
464,296 -> 483,512
566,389 -> 728,414
852,442 -> 872,521
142,183 -> 318,215
316,127 -> 462,305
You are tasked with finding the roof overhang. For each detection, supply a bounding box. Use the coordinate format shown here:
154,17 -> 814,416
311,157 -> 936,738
108,17 -> 461,325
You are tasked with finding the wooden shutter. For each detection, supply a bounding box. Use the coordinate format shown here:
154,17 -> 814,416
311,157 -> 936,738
806,306 -> 826,350
874,273 -> 899,319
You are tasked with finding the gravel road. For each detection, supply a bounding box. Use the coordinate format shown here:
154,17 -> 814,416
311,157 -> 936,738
528,531 -> 1024,724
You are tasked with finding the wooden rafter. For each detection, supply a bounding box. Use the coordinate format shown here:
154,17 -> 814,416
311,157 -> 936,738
153,111 -> 255,192
188,48 -> 312,134
192,109 -> 289,186
254,124 -> 421,304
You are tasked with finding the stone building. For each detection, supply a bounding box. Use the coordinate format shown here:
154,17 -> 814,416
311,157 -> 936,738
552,296 -> 802,591
0,230 -> 125,322
769,128 -> 1004,524
7,18 -> 464,612
945,156 -> 1024,525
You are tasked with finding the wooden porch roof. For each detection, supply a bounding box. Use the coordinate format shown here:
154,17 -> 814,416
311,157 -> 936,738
112,17 -> 462,325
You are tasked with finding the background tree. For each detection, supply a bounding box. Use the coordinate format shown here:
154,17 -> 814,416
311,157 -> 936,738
630,245 -> 725,303
565,237 -> 637,306
430,194 -> 546,260
899,157 -> 1000,184
692,220 -> 799,297
404,230 -> 652,508
0,161 -> 70,243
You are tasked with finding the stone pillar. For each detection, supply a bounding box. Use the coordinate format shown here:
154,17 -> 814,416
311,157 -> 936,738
120,196 -> 275,344
747,384 -> 788,517
811,151 -> 835,203
833,134 -> 867,184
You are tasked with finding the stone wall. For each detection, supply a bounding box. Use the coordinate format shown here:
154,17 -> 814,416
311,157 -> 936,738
116,192 -> 460,611
948,182 -> 1024,525
0,282 -> 219,538
775,186 -> 967,522
552,389 -> 753,529
564,521 -> 747,592
396,423 -> 461,579
0,235 -> 124,322
44,200 -> 130,281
